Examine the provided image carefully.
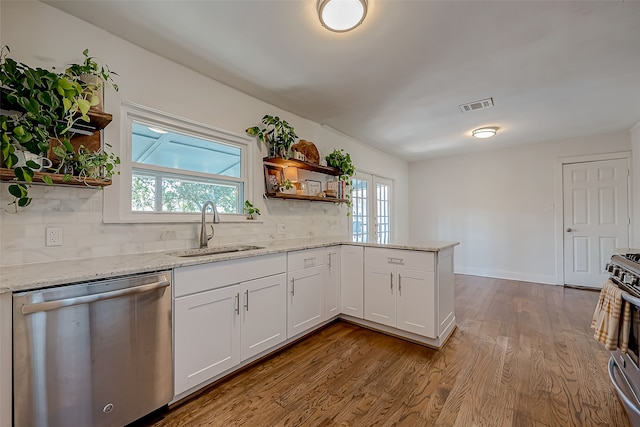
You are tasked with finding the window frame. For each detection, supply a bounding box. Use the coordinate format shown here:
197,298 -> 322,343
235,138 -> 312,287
104,102 -> 254,223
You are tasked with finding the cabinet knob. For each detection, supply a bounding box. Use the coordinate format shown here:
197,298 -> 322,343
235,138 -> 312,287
566,228 -> 573,232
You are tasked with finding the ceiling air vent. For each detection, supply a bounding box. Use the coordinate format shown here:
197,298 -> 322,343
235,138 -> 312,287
459,97 -> 494,113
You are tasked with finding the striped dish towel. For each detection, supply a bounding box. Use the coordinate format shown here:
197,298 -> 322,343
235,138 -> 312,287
591,279 -> 631,351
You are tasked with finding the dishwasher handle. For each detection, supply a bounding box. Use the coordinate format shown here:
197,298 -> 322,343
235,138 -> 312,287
21,279 -> 170,315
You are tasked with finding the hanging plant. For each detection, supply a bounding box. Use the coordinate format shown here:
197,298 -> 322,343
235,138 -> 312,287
0,46 -> 119,210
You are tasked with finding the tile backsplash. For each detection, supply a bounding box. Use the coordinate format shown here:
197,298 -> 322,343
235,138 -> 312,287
0,184 -> 347,266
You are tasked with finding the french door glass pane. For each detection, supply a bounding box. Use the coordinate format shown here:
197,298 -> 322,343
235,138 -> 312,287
351,178 -> 368,242
376,182 -> 390,244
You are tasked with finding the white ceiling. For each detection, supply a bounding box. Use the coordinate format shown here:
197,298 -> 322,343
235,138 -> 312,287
44,0 -> 640,161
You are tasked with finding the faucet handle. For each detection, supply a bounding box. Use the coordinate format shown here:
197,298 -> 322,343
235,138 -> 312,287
207,224 -> 214,242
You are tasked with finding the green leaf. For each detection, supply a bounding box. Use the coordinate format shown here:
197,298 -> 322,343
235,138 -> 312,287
17,197 -> 32,207
25,160 -> 40,169
8,184 -> 27,198
14,166 -> 34,183
42,175 -> 53,185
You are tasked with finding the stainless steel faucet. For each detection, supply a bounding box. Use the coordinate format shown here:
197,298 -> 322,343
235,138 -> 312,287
200,200 -> 220,248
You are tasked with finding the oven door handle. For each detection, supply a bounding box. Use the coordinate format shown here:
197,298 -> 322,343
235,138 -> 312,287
622,293 -> 640,307
21,280 -> 170,315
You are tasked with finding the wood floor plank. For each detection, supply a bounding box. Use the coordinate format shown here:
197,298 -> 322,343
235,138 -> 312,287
133,275 -> 630,427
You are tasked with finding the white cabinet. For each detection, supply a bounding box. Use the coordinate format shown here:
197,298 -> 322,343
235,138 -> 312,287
173,254 -> 286,396
0,292 -> 11,427
241,274 -> 287,360
174,285 -> 240,395
364,248 -> 436,338
287,248 -> 326,338
325,246 -> 341,319
340,245 -> 364,318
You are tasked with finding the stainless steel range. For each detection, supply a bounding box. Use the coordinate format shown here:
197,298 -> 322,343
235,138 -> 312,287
606,253 -> 640,426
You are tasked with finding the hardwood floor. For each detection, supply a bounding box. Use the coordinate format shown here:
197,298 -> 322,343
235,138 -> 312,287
137,275 -> 629,426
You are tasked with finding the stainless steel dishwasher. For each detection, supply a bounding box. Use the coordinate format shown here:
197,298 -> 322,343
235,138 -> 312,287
13,271 -> 173,427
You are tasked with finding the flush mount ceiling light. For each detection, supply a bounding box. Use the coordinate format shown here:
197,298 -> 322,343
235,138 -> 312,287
472,127 -> 499,139
317,0 -> 368,33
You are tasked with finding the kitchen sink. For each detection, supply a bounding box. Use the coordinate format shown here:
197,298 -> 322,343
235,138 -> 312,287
169,245 -> 264,258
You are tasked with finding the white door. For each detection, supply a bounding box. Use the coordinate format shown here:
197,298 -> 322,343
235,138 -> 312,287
563,158 -> 629,288
241,273 -> 287,361
174,285 -> 240,395
351,172 -> 393,244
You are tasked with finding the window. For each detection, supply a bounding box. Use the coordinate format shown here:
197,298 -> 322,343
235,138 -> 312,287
104,103 -> 252,223
350,172 -> 393,243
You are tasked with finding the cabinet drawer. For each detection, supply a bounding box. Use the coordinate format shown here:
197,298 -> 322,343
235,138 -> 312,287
287,248 -> 326,272
365,248 -> 434,272
174,253 -> 286,297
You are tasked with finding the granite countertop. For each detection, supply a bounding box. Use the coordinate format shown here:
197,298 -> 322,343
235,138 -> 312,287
0,237 -> 459,293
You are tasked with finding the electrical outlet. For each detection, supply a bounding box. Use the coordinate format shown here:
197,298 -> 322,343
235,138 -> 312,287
277,224 -> 286,235
46,227 -> 63,247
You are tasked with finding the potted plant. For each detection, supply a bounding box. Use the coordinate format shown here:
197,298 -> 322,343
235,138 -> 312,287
51,142 -> 120,184
246,114 -> 298,159
279,179 -> 297,194
325,148 -> 356,211
0,46 -> 119,209
243,200 -> 261,220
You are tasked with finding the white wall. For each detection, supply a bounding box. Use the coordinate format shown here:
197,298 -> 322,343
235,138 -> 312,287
409,132 -> 632,284
0,1 -> 409,266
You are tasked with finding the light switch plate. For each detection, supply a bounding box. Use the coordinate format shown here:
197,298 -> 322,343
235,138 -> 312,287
46,227 -> 63,247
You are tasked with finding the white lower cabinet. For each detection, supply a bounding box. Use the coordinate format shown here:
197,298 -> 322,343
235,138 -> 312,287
364,247 -> 436,338
174,285 -> 240,395
340,245 -> 364,318
241,274 -> 287,360
325,246 -> 341,318
287,248 -> 326,338
173,254 -> 286,396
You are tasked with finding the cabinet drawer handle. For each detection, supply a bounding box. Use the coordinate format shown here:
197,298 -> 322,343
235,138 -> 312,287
235,293 -> 240,315
387,257 -> 404,265
244,289 -> 249,311
390,272 -> 393,291
328,252 -> 332,267
399,274 -> 402,295
291,277 -> 295,296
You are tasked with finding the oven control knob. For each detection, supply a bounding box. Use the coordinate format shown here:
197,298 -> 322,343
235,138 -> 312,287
623,274 -> 634,285
614,268 -> 621,277
606,263 -> 614,273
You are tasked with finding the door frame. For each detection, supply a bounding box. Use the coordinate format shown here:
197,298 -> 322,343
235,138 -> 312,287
554,151 -> 632,285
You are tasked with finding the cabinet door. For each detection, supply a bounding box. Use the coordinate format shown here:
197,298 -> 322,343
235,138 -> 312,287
241,273 -> 287,361
287,266 -> 325,338
341,245 -> 364,318
325,247 -> 341,319
396,267 -> 435,338
174,285 -> 240,395
364,264 -> 396,328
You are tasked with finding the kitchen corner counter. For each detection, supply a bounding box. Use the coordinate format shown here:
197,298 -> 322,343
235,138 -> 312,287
0,237 -> 459,292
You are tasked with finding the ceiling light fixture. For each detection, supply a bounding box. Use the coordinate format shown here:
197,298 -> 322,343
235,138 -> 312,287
472,127 -> 498,139
317,0 -> 368,33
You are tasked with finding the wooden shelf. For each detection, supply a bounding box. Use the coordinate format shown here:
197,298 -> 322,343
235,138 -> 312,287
265,191 -> 347,203
263,157 -> 343,176
0,168 -> 112,187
